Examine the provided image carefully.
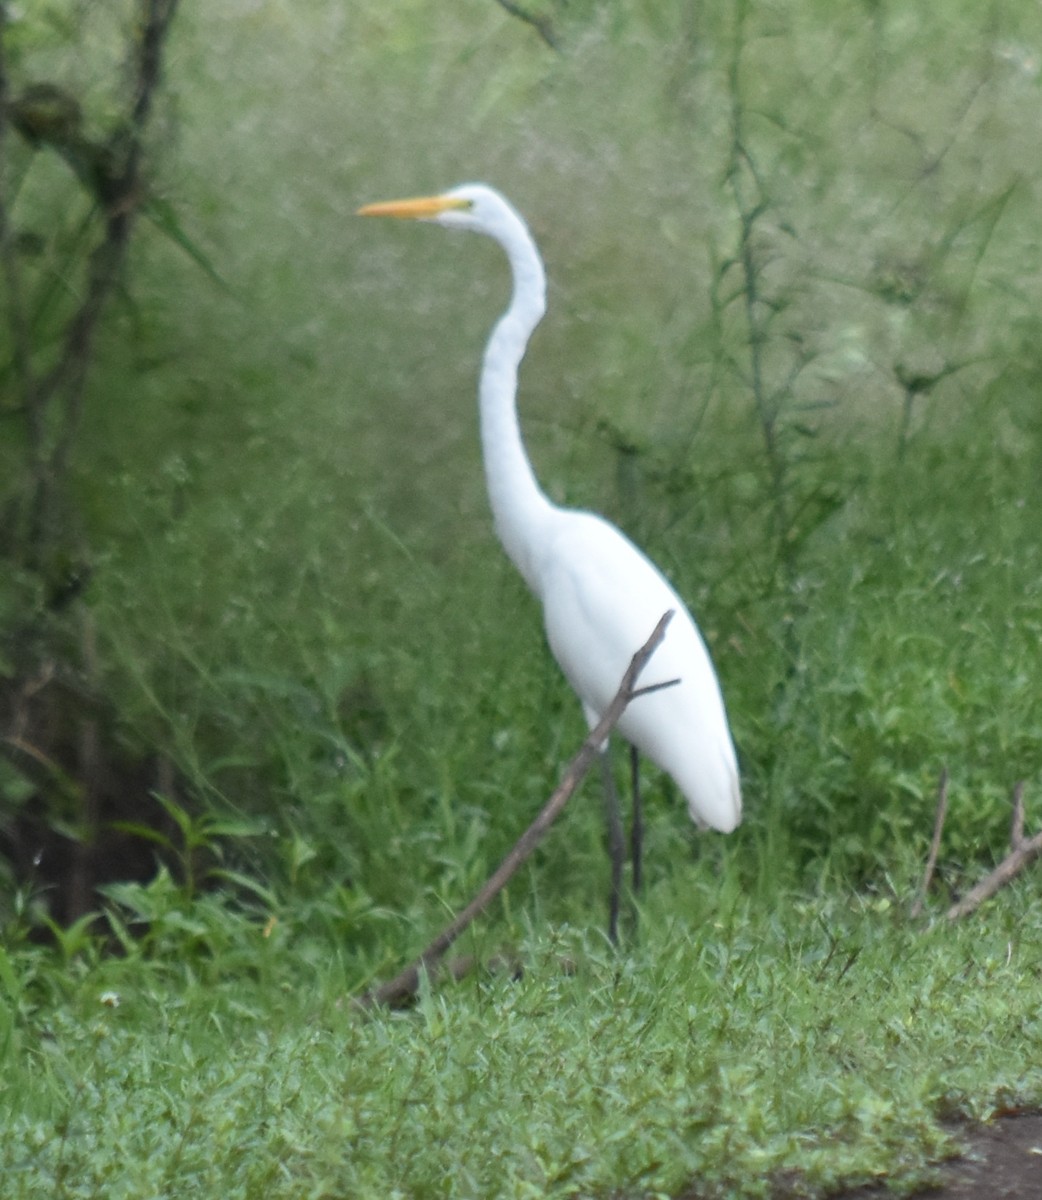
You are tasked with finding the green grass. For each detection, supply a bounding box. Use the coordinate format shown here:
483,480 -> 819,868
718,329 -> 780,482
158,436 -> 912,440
4,1 -> 1042,1195
3,879 -> 1041,1199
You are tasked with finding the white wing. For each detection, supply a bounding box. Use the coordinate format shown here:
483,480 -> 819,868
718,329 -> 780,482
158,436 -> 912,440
535,509 -> 741,832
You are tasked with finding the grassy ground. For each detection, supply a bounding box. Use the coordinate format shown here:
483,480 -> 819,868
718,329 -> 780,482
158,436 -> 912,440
3,1 -> 1042,1196
3,878 -> 1041,1199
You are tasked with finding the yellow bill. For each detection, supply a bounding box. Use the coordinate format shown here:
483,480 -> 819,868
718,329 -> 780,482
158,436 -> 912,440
356,194 -> 470,219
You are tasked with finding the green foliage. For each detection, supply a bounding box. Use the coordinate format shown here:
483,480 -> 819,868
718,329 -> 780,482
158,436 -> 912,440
5,0 -> 1040,918
49,0 -> 1035,884
2,2 -> 1042,1192
1,888 -> 1041,1198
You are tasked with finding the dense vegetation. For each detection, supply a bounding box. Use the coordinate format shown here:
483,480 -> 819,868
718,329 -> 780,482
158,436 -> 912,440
1,2 -> 1040,1196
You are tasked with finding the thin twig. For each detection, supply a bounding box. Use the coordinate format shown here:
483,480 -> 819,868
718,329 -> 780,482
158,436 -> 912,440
355,610 -> 676,1010
491,0 -> 560,51
630,676 -> 680,700
727,6 -> 779,499
947,782 -> 1039,921
45,0 -> 180,485
15,0 -> 180,563
945,829 -> 1042,920
1011,780 -> 1025,849
911,766 -> 949,918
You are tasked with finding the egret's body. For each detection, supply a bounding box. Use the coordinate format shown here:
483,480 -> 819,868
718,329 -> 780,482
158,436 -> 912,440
359,185 -> 741,927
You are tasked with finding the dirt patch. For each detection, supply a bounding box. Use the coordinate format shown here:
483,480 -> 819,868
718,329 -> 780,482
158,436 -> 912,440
830,1113 -> 1042,1199
917,1114 -> 1042,1200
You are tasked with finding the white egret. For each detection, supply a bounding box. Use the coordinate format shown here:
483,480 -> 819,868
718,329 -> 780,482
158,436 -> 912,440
358,184 -> 741,939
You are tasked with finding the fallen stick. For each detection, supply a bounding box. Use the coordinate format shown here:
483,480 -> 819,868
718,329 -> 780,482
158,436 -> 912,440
911,767 -> 949,918
1011,779 -> 1026,849
947,782 -> 1041,920
355,609 -> 675,1009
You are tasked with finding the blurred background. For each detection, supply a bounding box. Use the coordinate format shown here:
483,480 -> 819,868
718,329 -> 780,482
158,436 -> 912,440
2,0 -> 1040,955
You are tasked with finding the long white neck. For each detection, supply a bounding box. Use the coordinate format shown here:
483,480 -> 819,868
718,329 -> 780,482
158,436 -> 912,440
479,209 -> 556,595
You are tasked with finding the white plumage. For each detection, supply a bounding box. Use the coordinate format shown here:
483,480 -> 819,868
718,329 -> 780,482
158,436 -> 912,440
358,183 -> 741,895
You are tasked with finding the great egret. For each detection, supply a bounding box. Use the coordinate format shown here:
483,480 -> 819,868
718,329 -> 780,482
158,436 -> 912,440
358,184 -> 741,939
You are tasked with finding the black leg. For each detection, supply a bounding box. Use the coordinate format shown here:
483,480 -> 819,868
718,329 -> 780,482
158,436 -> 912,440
629,744 -> 643,895
600,748 -> 624,945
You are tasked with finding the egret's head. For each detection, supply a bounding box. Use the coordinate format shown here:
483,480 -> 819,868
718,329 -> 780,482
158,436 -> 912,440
357,183 -> 519,240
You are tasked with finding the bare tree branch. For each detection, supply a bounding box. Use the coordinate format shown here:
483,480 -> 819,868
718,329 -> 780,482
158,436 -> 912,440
1011,779 -> 1025,849
911,766 -> 949,918
947,782 -> 1040,921
7,0 -> 181,569
355,610 -> 676,1010
492,0 -> 560,51
726,0 -> 789,558
946,833 -> 1042,920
